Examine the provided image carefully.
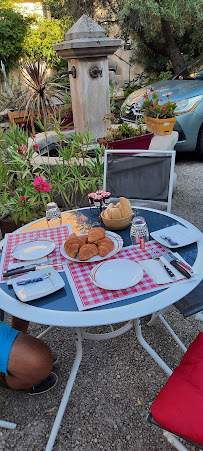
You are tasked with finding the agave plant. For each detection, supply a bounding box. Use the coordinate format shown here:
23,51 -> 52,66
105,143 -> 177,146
18,60 -> 65,121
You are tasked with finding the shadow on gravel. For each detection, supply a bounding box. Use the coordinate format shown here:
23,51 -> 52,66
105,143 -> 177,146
175,151 -> 201,162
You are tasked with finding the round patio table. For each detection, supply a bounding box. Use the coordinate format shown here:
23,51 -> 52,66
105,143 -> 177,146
0,206 -> 203,451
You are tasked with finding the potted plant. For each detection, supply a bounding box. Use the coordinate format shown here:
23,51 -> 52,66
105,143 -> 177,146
98,113 -> 154,150
141,89 -> 177,135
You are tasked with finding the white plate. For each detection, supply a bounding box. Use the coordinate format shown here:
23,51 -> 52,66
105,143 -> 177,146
12,239 -> 56,261
150,224 -> 203,248
60,231 -> 123,263
90,259 -> 143,290
12,267 -> 65,302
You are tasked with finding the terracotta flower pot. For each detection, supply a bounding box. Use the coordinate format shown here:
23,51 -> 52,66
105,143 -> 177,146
144,116 -> 177,136
97,133 -> 154,150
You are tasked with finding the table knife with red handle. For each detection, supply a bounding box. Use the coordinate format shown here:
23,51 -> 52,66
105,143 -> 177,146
3,263 -> 62,278
157,249 -> 191,279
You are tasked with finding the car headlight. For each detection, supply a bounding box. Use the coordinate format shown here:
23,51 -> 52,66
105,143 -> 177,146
175,94 -> 203,114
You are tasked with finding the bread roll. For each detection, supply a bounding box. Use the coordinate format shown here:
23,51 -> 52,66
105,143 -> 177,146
111,207 -> 122,219
119,197 -> 132,218
97,237 -> 114,257
78,235 -> 88,248
78,243 -> 98,261
102,208 -> 109,219
64,234 -> 80,258
106,203 -> 114,219
88,227 -> 105,243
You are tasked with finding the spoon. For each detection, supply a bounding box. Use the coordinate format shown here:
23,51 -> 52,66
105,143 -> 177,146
16,272 -> 51,286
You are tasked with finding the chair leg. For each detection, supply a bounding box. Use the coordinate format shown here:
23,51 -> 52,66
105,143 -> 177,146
194,312 -> 203,321
0,420 -> 16,429
163,431 -> 189,451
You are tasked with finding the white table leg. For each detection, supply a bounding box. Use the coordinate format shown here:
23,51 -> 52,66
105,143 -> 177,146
36,326 -> 55,339
133,319 -> 173,376
158,314 -> 187,352
45,328 -> 82,451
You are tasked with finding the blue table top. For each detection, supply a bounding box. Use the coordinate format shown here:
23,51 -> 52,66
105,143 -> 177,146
0,208 -> 198,313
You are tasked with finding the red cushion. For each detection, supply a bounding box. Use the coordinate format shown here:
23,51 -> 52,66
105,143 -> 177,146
151,332 -> 203,446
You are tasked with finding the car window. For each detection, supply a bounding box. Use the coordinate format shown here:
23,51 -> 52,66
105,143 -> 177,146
172,55 -> 203,80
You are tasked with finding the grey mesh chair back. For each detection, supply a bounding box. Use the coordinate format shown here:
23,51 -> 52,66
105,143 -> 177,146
103,149 -> 176,212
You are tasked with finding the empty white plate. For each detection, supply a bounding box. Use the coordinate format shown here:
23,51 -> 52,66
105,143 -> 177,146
12,239 -> 56,260
90,259 -> 143,290
12,267 -> 65,302
150,224 -> 203,248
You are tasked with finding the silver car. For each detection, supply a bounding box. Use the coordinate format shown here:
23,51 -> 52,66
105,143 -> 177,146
121,55 -> 203,158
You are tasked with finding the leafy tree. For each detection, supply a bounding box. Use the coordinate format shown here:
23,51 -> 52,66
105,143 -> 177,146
0,6 -> 32,70
43,0 -> 203,73
42,0 -> 100,21
117,0 -> 203,72
22,17 -> 73,69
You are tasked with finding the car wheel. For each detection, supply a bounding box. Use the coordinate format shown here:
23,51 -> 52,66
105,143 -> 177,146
195,124 -> 203,160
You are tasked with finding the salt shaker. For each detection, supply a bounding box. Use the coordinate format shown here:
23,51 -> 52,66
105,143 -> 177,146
130,216 -> 149,246
46,202 -> 62,227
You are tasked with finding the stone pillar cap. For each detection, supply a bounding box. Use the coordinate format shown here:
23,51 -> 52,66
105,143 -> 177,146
54,14 -> 121,59
65,15 -> 106,40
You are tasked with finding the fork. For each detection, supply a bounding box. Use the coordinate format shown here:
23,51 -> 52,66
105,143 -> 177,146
150,249 -> 177,280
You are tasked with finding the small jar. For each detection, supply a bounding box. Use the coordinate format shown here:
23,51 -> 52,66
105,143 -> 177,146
130,216 -> 149,245
46,202 -> 62,227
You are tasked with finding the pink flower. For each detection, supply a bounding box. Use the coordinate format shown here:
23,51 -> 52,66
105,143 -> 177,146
21,145 -> 27,151
143,94 -> 148,99
162,106 -> 166,110
32,135 -> 36,139
33,144 -> 39,149
34,176 -> 51,193
166,94 -> 170,98
34,176 -> 46,186
150,87 -> 153,91
41,183 -> 51,192
21,123 -> 25,127
20,196 -> 26,201
160,99 -> 163,102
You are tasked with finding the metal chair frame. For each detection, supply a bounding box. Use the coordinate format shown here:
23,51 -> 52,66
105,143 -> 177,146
103,149 -> 176,213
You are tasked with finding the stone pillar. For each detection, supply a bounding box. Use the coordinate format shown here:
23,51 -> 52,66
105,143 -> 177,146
54,15 -> 121,138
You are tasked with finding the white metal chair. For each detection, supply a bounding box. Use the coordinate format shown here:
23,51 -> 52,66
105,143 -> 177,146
103,149 -> 176,213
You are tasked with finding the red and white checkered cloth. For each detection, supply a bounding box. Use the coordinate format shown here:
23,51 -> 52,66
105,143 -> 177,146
64,241 -> 178,311
0,225 -> 72,283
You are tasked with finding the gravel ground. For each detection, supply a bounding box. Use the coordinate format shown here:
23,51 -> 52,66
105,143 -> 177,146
1,152 -> 203,451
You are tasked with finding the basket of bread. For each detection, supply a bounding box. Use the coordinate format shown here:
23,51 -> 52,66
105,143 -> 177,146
61,227 -> 123,262
101,197 -> 133,230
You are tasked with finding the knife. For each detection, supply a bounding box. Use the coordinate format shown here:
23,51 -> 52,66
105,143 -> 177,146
3,263 -> 62,278
157,249 -> 191,279
164,249 -> 193,274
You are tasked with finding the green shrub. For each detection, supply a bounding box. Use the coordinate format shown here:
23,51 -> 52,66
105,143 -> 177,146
0,7 -> 32,71
23,18 -> 73,70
